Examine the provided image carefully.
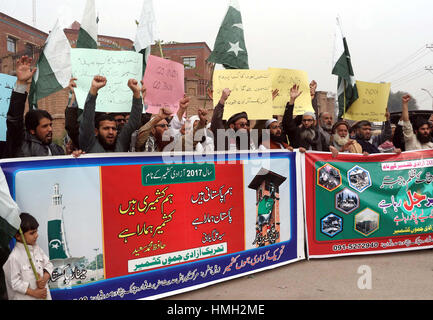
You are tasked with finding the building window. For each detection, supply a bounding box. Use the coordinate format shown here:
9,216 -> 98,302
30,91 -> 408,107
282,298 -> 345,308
183,57 -> 196,69
25,43 -> 34,58
7,37 -> 17,53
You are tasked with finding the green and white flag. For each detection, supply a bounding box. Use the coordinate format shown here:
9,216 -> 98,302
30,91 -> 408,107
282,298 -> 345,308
28,19 -> 71,109
47,184 -> 71,260
332,16 -> 358,119
77,0 -> 98,49
207,0 -> 249,69
0,168 -> 20,252
134,0 -> 159,74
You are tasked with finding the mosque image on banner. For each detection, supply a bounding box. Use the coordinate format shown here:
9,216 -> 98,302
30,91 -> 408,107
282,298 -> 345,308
248,168 -> 287,248
47,183 -> 103,289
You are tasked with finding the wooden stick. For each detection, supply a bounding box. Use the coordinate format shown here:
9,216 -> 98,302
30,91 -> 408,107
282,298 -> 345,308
18,228 -> 39,281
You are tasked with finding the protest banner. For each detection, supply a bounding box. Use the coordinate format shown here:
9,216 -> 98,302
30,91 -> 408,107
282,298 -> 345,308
142,55 -> 185,114
213,70 -> 273,120
269,68 -> 313,116
0,151 -> 304,300
71,48 -> 143,113
343,81 -> 391,122
304,151 -> 433,258
0,74 -> 17,141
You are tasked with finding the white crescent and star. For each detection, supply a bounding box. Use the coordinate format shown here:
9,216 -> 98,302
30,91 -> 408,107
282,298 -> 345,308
227,41 -> 245,57
49,239 -> 62,250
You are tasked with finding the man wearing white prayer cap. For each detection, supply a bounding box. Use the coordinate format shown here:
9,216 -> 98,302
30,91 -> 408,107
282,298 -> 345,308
259,118 -> 293,151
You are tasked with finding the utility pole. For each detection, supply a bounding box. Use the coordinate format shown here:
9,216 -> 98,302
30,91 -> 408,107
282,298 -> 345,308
32,0 -> 36,27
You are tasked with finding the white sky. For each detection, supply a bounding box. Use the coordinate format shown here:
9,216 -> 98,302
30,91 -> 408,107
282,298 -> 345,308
1,0 -> 433,110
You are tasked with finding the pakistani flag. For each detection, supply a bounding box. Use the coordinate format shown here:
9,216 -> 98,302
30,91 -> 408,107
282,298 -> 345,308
332,17 -> 359,119
0,168 -> 21,252
77,0 -> 98,49
47,184 -> 71,260
134,0 -> 159,75
207,0 -> 249,69
28,20 -> 72,109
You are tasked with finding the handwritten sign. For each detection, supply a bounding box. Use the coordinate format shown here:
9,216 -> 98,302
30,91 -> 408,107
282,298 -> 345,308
213,70 -> 273,120
269,68 -> 313,116
0,74 -> 17,141
71,48 -> 143,113
142,55 -> 185,115
343,81 -> 391,122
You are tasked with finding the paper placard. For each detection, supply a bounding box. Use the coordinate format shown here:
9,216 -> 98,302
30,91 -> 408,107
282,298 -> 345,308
71,48 -> 143,113
142,55 -> 185,115
343,81 -> 391,122
0,74 -> 17,141
269,68 -> 313,116
213,69 -> 273,120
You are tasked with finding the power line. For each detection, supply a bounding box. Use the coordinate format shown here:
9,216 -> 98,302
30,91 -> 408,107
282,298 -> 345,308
387,68 -> 425,84
370,45 -> 429,82
375,50 -> 431,83
390,69 -> 426,86
392,71 -> 430,89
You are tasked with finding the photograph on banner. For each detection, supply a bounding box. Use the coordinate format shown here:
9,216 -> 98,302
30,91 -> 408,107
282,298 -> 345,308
71,48 -> 143,113
14,166 -> 104,289
343,81 -> 391,122
0,73 -> 17,141
3,152 -> 303,300
269,68 -> 313,116
304,151 -> 433,258
213,69 -> 273,120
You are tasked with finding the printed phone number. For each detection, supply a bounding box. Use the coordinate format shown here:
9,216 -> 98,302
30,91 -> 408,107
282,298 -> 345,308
332,242 -> 379,252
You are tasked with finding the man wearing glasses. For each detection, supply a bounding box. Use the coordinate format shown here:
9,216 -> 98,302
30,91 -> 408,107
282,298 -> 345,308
210,88 -> 258,151
282,85 -> 328,151
135,96 -> 208,153
112,113 -> 127,133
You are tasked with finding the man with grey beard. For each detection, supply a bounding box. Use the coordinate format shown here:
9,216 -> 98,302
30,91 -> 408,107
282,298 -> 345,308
318,112 -> 333,146
283,85 -> 328,151
329,121 -> 363,157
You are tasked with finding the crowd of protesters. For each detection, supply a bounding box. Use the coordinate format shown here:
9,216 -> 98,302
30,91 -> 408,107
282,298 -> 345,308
2,55 -> 433,300
1,55 -> 433,162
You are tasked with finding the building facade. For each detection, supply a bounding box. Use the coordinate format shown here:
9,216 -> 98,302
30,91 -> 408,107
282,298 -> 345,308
0,12 -> 46,74
0,14 -> 135,141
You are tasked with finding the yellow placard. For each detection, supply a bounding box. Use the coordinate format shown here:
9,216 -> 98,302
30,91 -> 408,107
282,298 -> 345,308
343,81 -> 391,122
213,70 -> 273,120
269,68 -> 314,116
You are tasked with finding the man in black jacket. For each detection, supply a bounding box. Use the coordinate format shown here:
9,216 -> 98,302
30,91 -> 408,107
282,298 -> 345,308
5,56 -> 66,158
79,75 -> 145,153
282,85 -> 328,151
354,117 -> 393,155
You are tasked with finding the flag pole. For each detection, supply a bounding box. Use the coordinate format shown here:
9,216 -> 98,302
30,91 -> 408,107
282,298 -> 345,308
204,62 -> 216,109
18,228 -> 39,280
157,40 -> 164,58
343,80 -> 347,119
